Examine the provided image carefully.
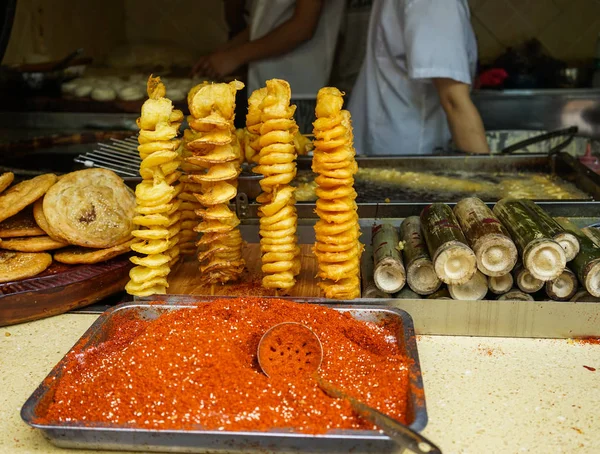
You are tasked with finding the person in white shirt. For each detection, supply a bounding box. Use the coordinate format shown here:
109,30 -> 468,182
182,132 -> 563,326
348,0 -> 490,156
193,0 -> 344,97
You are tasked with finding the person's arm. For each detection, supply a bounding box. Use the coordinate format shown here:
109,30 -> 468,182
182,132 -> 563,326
193,0 -> 323,79
433,78 -> 490,155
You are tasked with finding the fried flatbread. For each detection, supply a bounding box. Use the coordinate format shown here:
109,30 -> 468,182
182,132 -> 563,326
0,174 -> 57,223
43,169 -> 136,248
32,198 -> 63,240
53,238 -> 136,264
0,172 -> 14,194
0,208 -> 45,238
0,251 -> 52,283
0,235 -> 68,252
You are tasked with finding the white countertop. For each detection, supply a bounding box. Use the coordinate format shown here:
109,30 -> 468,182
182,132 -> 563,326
0,313 -> 599,454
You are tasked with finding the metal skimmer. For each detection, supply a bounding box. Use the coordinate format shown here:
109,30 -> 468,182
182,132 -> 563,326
74,136 -> 141,177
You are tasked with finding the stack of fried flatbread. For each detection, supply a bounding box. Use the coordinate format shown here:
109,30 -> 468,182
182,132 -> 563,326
0,168 -> 136,284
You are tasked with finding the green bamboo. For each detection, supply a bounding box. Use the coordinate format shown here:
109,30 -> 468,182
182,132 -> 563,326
493,198 -> 565,281
520,199 -> 580,261
448,270 -> 488,301
454,197 -> 517,277
399,216 -> 441,295
488,273 -> 513,295
420,203 -> 476,285
556,218 -> 600,297
513,263 -> 544,293
545,267 -> 578,301
497,289 -> 535,301
372,223 -> 405,294
393,287 -> 422,299
582,227 -> 600,247
361,246 -> 390,298
427,287 -> 452,300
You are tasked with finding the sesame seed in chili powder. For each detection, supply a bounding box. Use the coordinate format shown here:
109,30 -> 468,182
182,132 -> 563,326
40,298 -> 412,433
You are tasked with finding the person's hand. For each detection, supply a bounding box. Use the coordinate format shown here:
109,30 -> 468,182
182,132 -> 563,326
191,50 -> 243,79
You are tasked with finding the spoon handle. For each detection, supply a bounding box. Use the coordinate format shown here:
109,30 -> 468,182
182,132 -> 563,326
316,377 -> 442,454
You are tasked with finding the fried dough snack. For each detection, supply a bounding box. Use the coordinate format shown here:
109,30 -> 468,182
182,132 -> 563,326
250,80 -> 301,291
312,87 -> 362,299
184,80 -> 245,284
126,76 -> 184,297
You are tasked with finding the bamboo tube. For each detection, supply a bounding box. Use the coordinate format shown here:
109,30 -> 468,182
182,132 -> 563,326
448,270 -> 488,301
420,203 -> 477,285
399,216 -> 442,295
497,289 -> 535,301
513,263 -> 544,293
361,246 -> 390,298
427,287 -> 452,300
582,227 -> 600,247
493,198 -> 566,281
556,218 -> 600,297
545,268 -> 578,301
488,273 -> 513,295
453,197 -> 518,277
519,199 -> 580,262
393,287 -> 422,299
570,290 -> 600,302
372,224 -> 406,294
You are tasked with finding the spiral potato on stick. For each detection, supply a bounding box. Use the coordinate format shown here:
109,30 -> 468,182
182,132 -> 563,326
184,81 -> 245,284
312,87 -> 362,299
126,76 -> 184,297
250,80 -> 301,291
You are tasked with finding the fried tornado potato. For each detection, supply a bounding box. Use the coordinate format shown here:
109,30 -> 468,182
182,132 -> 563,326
126,76 -> 184,297
249,79 -> 301,292
43,169 -> 134,248
183,80 -> 246,284
312,88 -> 362,299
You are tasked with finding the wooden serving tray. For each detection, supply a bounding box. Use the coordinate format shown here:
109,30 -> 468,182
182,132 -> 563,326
0,256 -> 132,327
167,244 -> 322,297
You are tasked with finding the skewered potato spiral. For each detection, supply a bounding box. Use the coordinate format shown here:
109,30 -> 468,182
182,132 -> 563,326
251,79 -> 301,291
312,87 -> 362,299
184,81 -> 246,284
126,76 -> 183,297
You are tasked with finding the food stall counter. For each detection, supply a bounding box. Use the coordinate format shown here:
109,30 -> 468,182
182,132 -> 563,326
1,313 -> 598,454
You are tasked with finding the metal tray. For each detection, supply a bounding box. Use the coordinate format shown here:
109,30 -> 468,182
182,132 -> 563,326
21,299 -> 427,453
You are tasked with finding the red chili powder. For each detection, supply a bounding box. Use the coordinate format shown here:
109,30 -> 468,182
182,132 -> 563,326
575,337 -> 600,345
39,298 -> 412,433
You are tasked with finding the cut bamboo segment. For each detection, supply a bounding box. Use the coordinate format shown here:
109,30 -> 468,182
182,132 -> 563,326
497,289 -> 535,301
453,197 -> 517,277
545,268 -> 578,301
361,246 -> 390,298
493,198 -> 566,281
393,287 -> 422,299
582,227 -> 600,247
420,203 -> 477,285
488,273 -> 513,295
556,217 -> 600,297
399,216 -> 441,295
448,270 -> 488,301
514,263 -> 544,293
372,223 -> 406,294
427,287 -> 451,300
570,290 -> 600,302
519,199 -> 580,262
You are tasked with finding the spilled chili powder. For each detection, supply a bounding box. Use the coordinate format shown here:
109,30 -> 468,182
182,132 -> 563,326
40,298 -> 412,433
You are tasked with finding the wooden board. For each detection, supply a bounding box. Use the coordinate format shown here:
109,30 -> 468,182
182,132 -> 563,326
0,256 -> 132,327
167,244 -> 322,297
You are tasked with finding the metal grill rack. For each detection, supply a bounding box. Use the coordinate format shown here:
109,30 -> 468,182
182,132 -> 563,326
74,136 -> 141,177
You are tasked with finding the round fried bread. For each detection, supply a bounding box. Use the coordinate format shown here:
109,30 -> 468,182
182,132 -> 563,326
0,172 -> 14,194
0,236 -> 68,252
43,169 -> 136,248
32,198 -> 62,240
0,173 -> 57,223
0,251 -> 52,283
54,238 -> 136,264
0,208 -> 45,238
